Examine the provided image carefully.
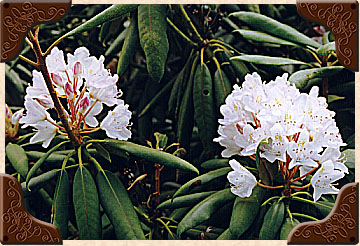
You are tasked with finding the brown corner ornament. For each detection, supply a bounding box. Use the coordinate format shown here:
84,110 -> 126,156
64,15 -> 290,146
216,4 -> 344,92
0,0 -> 71,62
296,1 -> 359,71
0,174 -> 62,244
288,182 -> 359,244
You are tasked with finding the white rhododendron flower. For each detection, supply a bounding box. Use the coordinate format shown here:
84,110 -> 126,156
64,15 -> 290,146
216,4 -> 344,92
227,160 -> 257,197
19,46 -> 132,147
215,72 -> 347,201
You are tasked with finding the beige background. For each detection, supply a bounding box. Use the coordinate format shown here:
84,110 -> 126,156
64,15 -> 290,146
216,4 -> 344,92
0,0 -> 358,245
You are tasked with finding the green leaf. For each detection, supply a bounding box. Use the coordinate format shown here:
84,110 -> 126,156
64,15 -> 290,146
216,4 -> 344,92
177,55 -> 198,149
234,29 -> 300,47
103,140 -> 198,174
259,200 -> 285,239
314,201 -> 334,217
138,4 -> 169,82
279,217 -> 300,240
157,191 -> 217,209
328,95 -> 345,103
343,149 -> 355,169
231,55 -> 307,66
26,169 -> 60,192
193,62 -> 218,153
73,166 -> 101,239
229,186 -> 266,238
173,167 -> 231,198
60,5 -> 139,40
104,28 -> 127,57
258,158 -> 278,185
154,132 -> 168,150
6,143 -> 28,178
93,143 -> 111,163
214,69 -> 232,109
52,169 -> 70,239
230,11 -> 320,48
26,151 -> 74,163
217,228 -> 237,240
177,188 -> 235,237
96,170 -> 145,239
317,42 -> 335,56
289,66 -> 344,89
201,158 -> 230,170
26,141 -> 68,188
117,15 -> 139,76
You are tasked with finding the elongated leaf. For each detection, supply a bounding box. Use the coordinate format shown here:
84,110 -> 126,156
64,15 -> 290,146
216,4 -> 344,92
26,141 -> 68,188
97,170 -> 145,239
105,28 -> 127,57
259,200 -> 285,239
234,29 -> 300,47
117,15 -> 139,76
279,217 -> 300,240
193,62 -> 218,153
26,151 -> 74,163
229,186 -> 266,238
177,55 -> 198,149
138,4 -> 169,82
217,228 -> 237,240
173,167 -> 231,198
289,66 -> 344,89
6,143 -> 28,178
25,169 -> 60,192
73,166 -> 101,239
60,5 -> 139,40
177,188 -> 235,237
93,143 -> 111,163
231,55 -> 307,66
343,149 -> 355,169
317,42 -> 335,56
214,70 -> 232,109
157,191 -> 217,209
201,158 -> 230,170
103,140 -> 198,174
230,11 -> 320,48
52,169 -> 70,239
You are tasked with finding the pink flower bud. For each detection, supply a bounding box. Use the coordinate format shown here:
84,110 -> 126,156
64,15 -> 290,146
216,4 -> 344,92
79,96 -> 90,113
64,82 -> 74,99
11,109 -> 24,125
5,105 -> 12,119
51,73 -> 64,87
73,62 -> 82,76
34,95 -> 54,108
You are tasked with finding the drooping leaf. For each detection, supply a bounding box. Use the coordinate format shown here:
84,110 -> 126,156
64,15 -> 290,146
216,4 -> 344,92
6,143 -> 28,178
234,29 -> 300,47
117,15 -> 139,76
343,149 -> 355,169
93,143 -> 111,163
138,4 -> 169,82
229,186 -> 266,238
230,11 -> 320,48
105,28 -> 127,57
157,191 -> 217,210
193,62 -> 218,153
52,169 -> 70,239
214,69 -> 232,109
279,217 -> 300,240
25,169 -> 60,193
103,140 -> 199,174
258,158 -> 278,186
73,166 -> 101,239
231,55 -> 308,66
26,151 -> 74,163
259,200 -> 285,239
173,167 -> 231,198
177,188 -> 235,237
217,228 -> 237,240
201,158 -> 230,170
26,141 -> 69,188
96,170 -> 145,239
60,5 -> 139,40
289,66 -> 344,89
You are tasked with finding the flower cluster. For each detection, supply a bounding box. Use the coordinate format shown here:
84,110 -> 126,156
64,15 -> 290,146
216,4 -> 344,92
215,72 -> 347,201
5,105 -> 24,139
19,47 -> 132,147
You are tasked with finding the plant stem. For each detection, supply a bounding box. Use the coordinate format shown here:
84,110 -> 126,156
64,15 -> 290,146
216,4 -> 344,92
291,166 -> 318,183
166,18 -> 198,47
176,5 -> 204,44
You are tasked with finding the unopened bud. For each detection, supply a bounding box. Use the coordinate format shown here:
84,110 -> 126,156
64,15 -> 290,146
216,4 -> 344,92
5,105 -> 12,119
79,96 -> 90,113
11,109 -> 24,125
34,95 -> 54,108
73,62 -> 82,77
64,82 -> 74,99
51,73 -> 64,87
